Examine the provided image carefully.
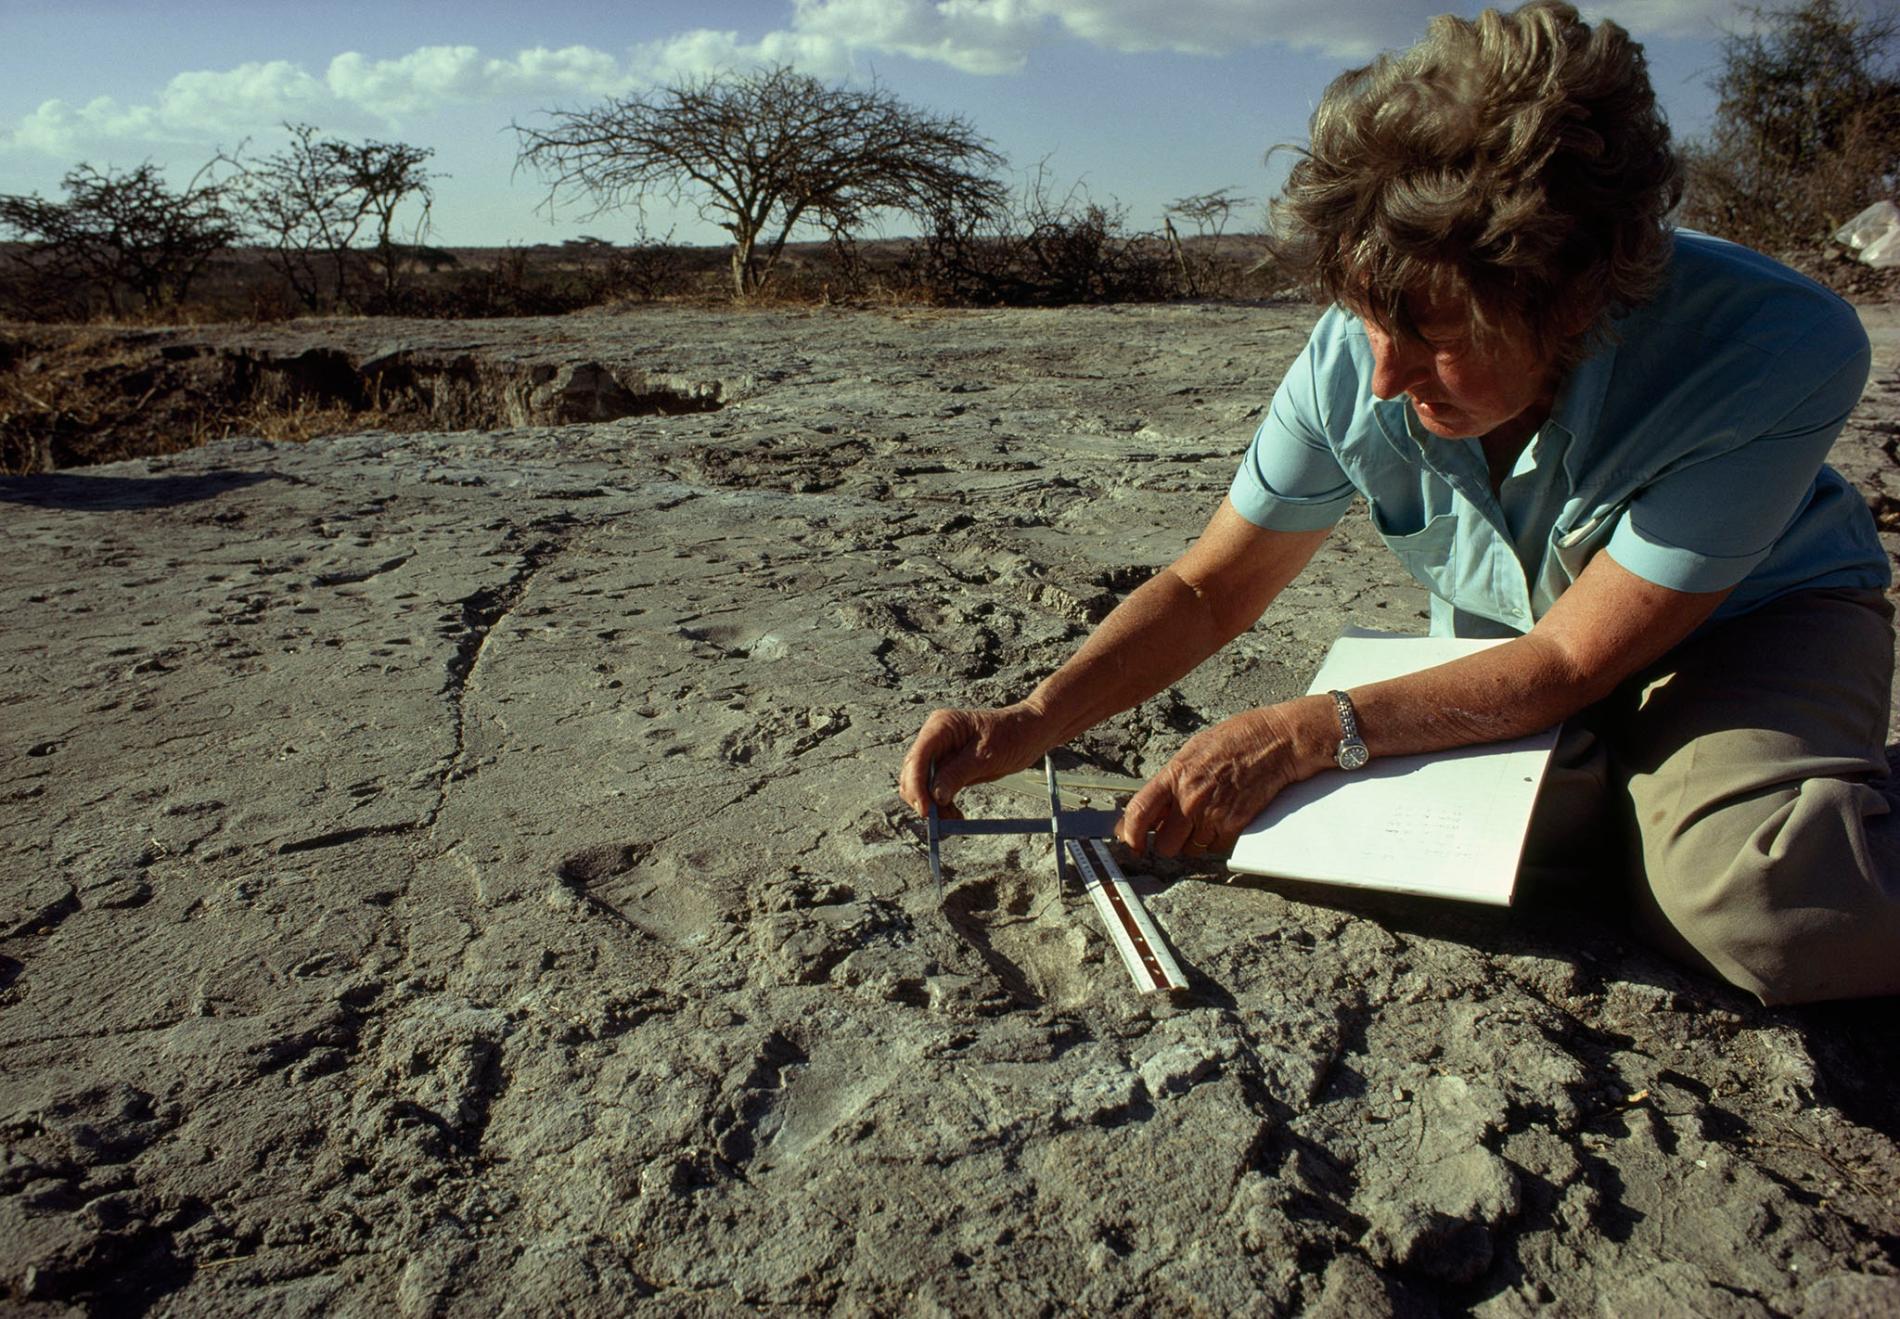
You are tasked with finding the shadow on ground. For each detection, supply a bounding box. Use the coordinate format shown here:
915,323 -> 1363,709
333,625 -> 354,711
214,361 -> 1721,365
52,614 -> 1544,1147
0,469 -> 281,510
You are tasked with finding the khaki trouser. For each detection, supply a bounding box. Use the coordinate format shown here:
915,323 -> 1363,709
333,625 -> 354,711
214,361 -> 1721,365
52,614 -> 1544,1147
1522,588 -> 1900,1005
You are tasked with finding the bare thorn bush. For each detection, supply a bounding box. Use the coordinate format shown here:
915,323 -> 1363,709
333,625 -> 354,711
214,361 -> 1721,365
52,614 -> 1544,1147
0,163 -> 240,318
1679,0 -> 1900,256
899,166 -> 1182,306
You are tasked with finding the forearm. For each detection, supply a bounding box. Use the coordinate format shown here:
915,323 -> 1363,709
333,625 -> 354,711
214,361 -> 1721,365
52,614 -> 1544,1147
1077,604 -> 1597,796
1131,649 -> 1587,807
1348,554 -> 1731,761
899,508 -> 1327,816
1112,523 -> 1734,859
1348,633 -> 1604,759
1008,509 -> 1327,752
1020,566 -> 1246,746
1119,625 -> 1655,858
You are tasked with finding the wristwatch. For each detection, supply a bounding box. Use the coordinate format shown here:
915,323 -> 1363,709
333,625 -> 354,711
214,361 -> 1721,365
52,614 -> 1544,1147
1329,689 -> 1370,770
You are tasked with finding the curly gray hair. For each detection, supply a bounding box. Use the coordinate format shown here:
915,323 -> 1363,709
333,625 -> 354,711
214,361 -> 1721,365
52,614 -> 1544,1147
1269,0 -> 1682,367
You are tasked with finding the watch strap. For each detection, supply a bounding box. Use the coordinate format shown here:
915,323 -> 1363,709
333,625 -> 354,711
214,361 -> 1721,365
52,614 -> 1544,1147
1329,690 -> 1359,739
1329,689 -> 1370,770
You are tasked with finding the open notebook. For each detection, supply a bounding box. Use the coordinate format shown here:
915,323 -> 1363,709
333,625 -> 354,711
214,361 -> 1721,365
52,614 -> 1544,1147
1226,627 -> 1561,905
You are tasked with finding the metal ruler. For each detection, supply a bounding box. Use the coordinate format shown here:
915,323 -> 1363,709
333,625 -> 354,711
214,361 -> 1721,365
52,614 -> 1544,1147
1064,837 -> 1188,993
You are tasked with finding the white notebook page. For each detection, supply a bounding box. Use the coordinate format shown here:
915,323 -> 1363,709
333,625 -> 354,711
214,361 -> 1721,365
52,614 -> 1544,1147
1225,627 -> 1560,905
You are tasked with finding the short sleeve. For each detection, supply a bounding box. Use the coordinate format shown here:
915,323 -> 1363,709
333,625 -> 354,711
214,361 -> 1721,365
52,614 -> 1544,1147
1227,324 -> 1359,532
1607,322 -> 1872,594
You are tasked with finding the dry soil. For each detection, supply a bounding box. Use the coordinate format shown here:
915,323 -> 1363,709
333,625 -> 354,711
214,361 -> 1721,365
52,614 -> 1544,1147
2,302 -> 1897,1314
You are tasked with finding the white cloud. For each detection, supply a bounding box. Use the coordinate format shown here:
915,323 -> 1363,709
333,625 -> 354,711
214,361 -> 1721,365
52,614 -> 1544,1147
786,0 -> 1044,74
1578,0 -> 1740,39
0,0 -> 1757,160
161,60 -> 332,128
626,28 -> 856,85
8,99 -> 149,156
326,47 -> 484,117
7,60 -> 330,156
1043,0 -> 1429,58
506,45 -> 635,95
0,43 -> 648,157
780,0 -> 1759,69
325,45 -> 637,117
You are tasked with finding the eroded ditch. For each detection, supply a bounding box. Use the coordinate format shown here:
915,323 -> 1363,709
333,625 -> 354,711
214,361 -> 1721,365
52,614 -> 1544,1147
0,332 -> 729,474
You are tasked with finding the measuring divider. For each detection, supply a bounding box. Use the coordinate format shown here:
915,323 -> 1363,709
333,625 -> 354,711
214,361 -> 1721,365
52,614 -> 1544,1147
926,754 -> 1188,995
926,805 -> 1121,902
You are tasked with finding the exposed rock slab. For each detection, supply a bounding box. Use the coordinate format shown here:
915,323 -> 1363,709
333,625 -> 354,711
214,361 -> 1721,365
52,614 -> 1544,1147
1,302 -> 1897,1313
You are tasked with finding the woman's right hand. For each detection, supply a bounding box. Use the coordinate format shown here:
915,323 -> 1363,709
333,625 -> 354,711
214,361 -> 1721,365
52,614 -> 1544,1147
898,702 -> 1054,820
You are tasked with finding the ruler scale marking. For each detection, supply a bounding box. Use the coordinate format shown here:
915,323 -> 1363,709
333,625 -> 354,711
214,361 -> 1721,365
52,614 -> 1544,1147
1085,840 -> 1184,987
1066,839 -> 1187,993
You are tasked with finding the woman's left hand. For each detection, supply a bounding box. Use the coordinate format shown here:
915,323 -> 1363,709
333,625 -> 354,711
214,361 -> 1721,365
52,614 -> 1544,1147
1118,699 -> 1330,857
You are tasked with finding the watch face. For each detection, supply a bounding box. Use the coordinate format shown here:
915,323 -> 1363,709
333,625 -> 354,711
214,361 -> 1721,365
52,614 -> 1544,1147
1338,742 -> 1370,771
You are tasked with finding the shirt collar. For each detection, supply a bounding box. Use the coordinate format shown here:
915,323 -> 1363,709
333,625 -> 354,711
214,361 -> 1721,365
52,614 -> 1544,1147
1547,324 -> 1621,487
1374,397 -> 1493,500
1362,311 -> 1624,490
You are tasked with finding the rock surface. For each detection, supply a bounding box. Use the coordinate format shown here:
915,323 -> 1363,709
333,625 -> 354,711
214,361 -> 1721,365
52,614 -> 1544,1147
2,302 -> 1897,1314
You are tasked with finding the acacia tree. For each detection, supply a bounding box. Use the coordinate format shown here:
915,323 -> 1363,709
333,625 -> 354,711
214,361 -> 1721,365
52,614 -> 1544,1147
224,126 -> 436,309
340,138 -> 437,302
1167,187 -> 1252,241
1163,187 -> 1254,296
1679,0 -> 1900,249
0,162 -> 239,313
515,65 -> 1007,298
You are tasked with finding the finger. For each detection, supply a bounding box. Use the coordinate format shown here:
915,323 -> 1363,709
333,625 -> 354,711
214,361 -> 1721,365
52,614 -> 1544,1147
929,761 -> 968,822
898,710 -> 965,815
931,719 -> 1022,803
897,738 -> 932,815
1203,785 -> 1274,855
1151,808 -> 1195,859
1206,813 -> 1249,857
898,757 -> 924,817
1184,805 -> 1231,855
1119,778 -> 1171,856
1128,773 -> 1197,858
930,740 -> 988,804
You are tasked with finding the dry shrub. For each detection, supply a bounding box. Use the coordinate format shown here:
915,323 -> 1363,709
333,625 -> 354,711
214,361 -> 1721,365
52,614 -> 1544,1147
396,239 -> 709,317
895,170 -> 1173,306
603,237 -> 702,302
876,168 -> 1286,307
1678,0 -> 1900,256
0,163 -> 240,318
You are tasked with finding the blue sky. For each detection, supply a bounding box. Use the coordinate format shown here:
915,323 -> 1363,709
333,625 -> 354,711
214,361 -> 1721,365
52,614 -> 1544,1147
0,1 -> 1755,248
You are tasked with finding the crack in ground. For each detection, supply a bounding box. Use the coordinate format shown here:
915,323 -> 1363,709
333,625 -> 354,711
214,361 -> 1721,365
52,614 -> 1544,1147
277,821 -> 423,855
423,517 -> 586,833
369,516 -> 592,992
0,1012 -> 200,1050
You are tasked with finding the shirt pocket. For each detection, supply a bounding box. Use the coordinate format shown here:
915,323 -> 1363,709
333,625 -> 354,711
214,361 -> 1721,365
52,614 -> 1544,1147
1371,507 -> 1461,601
1550,502 -> 1628,580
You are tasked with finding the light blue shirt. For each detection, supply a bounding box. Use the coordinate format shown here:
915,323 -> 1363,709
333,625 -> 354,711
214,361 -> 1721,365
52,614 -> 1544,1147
1229,230 -> 1889,637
